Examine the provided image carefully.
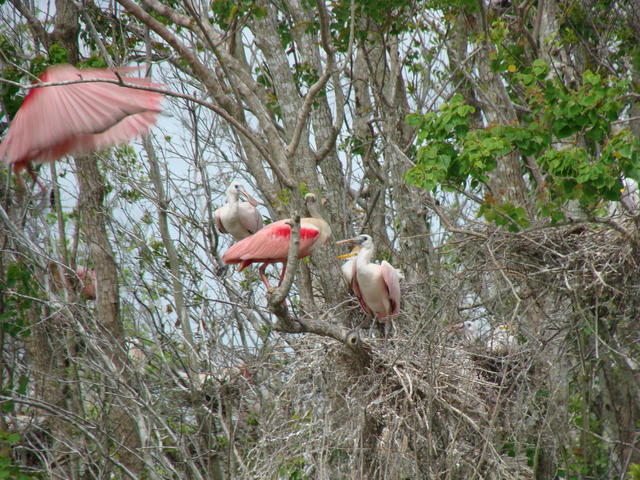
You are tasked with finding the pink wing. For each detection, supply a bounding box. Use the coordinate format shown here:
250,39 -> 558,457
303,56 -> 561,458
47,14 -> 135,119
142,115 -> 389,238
222,219 -> 320,267
238,203 -> 263,235
0,64 -> 163,169
77,266 -> 97,300
350,262 -> 372,316
214,207 -> 228,234
381,261 -> 401,315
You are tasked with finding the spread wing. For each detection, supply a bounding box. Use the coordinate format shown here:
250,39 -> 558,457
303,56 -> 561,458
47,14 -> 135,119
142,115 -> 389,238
0,64 -> 163,167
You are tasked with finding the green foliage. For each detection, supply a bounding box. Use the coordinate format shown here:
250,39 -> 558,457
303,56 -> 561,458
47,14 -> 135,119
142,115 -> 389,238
628,463 -> 640,480
239,269 -> 260,291
0,263 -> 37,337
0,431 -> 37,479
559,384 -> 610,479
80,56 -> 108,69
47,43 -> 70,64
210,0 -> 266,30
426,0 -> 478,15
0,64 -> 24,123
293,63 -> 320,93
277,457 -> 309,480
1,374 -> 29,416
329,0 -> 419,51
405,94 -> 477,191
407,61 -> 640,229
274,188 -> 292,208
558,0 -> 636,73
78,5 -> 143,59
478,197 -> 529,232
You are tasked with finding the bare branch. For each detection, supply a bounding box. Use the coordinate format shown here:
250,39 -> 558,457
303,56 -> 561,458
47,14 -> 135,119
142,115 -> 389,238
268,216 -> 301,308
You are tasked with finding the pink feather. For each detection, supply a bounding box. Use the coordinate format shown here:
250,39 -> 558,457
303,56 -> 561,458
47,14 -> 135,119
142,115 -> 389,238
0,64 -> 164,174
222,219 -> 324,270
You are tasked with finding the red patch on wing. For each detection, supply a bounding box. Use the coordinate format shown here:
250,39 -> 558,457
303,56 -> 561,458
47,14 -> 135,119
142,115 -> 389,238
271,224 -> 292,238
20,71 -> 49,109
270,224 -> 319,240
300,227 -> 320,240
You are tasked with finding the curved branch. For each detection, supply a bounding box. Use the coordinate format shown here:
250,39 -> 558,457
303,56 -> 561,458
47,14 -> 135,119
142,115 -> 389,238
313,0 -> 345,163
285,66 -> 332,157
135,0 -> 192,27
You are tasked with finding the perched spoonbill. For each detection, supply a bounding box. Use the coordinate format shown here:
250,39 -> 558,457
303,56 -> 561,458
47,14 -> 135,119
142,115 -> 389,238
215,182 -> 263,241
338,245 -> 405,285
75,266 -> 97,300
0,64 -> 164,186
454,319 -> 518,354
336,234 -> 401,323
49,262 -> 97,300
222,193 -> 331,290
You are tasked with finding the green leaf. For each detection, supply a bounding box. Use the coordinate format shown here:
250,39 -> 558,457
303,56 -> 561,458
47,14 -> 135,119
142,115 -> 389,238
531,59 -> 549,78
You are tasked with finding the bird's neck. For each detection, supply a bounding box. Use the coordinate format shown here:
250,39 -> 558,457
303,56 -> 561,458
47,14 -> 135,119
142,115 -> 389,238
356,246 -> 375,267
227,194 -> 240,209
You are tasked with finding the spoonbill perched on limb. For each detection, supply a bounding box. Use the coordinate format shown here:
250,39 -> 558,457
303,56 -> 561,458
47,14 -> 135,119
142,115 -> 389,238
222,193 -> 331,290
336,234 -> 401,329
453,319 -> 518,354
75,266 -> 97,300
0,64 -> 164,187
49,262 -> 97,300
215,182 -> 264,241
338,245 -> 405,285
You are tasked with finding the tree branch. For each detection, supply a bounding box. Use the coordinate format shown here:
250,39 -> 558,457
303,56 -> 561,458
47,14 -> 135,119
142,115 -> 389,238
117,0 -> 294,186
285,67 -> 332,157
268,215 -> 301,307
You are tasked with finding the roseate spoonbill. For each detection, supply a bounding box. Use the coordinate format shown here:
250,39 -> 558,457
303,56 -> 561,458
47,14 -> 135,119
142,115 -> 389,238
215,182 -> 264,241
338,245 -> 405,285
0,64 -> 164,187
453,319 -> 517,353
76,266 -> 97,300
336,234 -> 401,324
49,263 -> 97,300
222,193 -> 331,290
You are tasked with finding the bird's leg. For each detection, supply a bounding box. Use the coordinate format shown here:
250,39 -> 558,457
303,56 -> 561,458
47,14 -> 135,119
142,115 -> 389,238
376,321 -> 389,339
356,315 -> 372,331
277,264 -> 287,287
26,164 -> 48,193
258,263 -> 273,291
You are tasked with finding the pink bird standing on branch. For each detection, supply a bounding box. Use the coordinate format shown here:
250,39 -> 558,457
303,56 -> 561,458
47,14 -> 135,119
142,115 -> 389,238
215,182 -> 264,241
49,262 -> 97,300
0,64 -> 164,187
336,234 -> 401,329
222,193 -> 331,290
